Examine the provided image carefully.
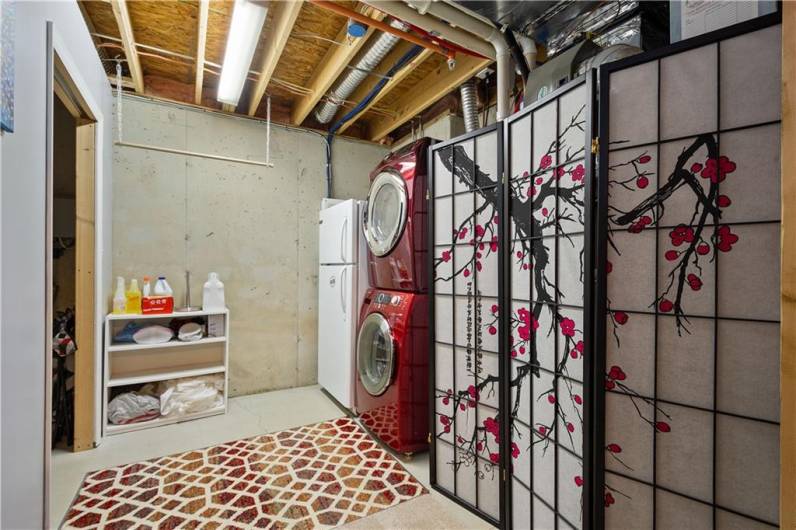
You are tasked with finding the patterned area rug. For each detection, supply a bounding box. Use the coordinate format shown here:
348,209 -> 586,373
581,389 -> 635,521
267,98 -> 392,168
62,417 -> 427,529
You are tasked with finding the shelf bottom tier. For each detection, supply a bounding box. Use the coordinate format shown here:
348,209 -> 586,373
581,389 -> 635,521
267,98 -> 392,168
105,403 -> 226,435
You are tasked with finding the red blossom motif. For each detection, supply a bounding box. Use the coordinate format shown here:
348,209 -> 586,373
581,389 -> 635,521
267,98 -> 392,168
547,394 -> 556,404
573,395 -> 583,405
539,154 -> 553,170
613,311 -> 628,325
491,304 -> 499,314
628,215 -> 653,233
659,299 -> 674,313
556,166 -> 566,179
566,422 -> 575,433
700,155 -> 736,184
655,421 -> 671,433
607,365 -> 626,381
638,154 -> 652,164
696,243 -> 710,255
574,476 -> 584,487
605,492 -> 615,507
571,164 -> 585,182
441,250 -> 451,262
458,227 -> 468,240
669,225 -> 694,247
637,176 -> 649,189
664,250 -> 679,261
606,260 -> 613,274
606,443 -> 622,453
463,269 -> 471,278
537,425 -> 547,436
483,417 -> 500,443
511,442 -> 520,459
690,162 -> 703,173
442,389 -> 452,405
489,452 -> 499,464
488,325 -> 497,335
687,273 -> 702,291
560,317 -> 576,337
715,225 -> 739,252
717,194 -> 732,208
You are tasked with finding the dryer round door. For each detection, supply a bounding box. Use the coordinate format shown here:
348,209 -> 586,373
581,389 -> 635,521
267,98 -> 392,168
357,312 -> 395,396
364,171 -> 408,257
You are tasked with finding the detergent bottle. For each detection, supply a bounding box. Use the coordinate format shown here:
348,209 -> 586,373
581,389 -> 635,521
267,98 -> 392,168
112,277 -> 126,314
125,279 -> 142,314
202,272 -> 225,311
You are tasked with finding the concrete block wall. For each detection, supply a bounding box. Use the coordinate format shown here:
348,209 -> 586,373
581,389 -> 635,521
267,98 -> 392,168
112,96 -> 387,395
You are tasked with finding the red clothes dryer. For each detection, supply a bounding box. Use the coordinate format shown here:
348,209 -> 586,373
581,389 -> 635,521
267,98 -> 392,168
355,288 -> 429,455
362,138 -> 431,293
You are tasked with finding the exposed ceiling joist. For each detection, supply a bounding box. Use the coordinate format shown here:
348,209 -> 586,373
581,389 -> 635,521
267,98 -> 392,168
333,42 -> 433,134
368,55 -> 491,142
289,6 -> 386,126
248,0 -> 304,116
194,0 -> 209,105
109,0 -> 144,94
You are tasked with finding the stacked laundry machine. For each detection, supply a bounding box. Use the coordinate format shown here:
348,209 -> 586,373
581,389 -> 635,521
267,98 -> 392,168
356,138 -> 432,455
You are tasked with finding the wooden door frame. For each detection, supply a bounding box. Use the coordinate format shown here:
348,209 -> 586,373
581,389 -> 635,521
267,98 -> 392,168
52,50 -> 97,455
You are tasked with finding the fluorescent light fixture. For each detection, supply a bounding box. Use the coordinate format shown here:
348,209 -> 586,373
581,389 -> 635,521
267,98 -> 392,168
217,0 -> 268,106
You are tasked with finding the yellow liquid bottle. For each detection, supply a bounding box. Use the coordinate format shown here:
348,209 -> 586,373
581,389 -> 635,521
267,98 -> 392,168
125,279 -> 142,314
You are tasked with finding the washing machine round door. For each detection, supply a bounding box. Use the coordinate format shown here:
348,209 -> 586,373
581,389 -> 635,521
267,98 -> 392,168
357,313 -> 395,396
364,171 -> 408,257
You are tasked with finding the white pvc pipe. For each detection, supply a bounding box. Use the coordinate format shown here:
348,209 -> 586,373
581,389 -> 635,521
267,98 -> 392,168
361,1 -> 495,60
409,0 -> 512,121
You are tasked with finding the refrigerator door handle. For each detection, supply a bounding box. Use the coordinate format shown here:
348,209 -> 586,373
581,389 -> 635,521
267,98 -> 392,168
340,218 -> 348,263
340,267 -> 347,320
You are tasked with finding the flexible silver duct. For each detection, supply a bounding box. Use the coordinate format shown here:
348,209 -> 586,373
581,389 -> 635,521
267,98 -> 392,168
459,79 -> 479,133
314,19 -> 408,124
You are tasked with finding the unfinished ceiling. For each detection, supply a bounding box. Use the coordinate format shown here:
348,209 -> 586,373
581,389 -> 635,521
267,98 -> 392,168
78,0 -> 493,143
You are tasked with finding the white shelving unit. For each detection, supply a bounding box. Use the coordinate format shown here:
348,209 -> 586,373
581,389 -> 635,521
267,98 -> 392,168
102,309 -> 229,436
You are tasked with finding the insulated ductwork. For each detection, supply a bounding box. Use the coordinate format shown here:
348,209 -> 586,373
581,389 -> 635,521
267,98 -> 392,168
314,19 -> 408,124
459,79 -> 479,133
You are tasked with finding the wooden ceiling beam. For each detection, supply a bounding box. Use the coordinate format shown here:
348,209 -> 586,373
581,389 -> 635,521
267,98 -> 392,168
289,6 -> 385,126
109,0 -> 144,94
194,0 -> 209,105
248,0 -> 303,116
333,42 -> 433,135
367,54 -> 492,142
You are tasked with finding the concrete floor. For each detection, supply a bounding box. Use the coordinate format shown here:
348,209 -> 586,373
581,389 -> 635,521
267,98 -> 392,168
51,385 -> 492,529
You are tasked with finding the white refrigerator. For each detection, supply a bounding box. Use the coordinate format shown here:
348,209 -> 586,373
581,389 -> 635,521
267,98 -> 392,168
318,199 -> 368,411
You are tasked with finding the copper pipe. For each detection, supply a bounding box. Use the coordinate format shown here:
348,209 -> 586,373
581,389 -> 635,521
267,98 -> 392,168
309,0 -> 449,58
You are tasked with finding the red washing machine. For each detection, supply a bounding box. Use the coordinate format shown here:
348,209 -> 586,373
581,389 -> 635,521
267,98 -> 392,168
355,288 -> 429,455
362,138 -> 431,293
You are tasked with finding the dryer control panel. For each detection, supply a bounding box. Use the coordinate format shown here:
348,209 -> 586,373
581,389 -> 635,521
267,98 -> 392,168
373,292 -> 403,306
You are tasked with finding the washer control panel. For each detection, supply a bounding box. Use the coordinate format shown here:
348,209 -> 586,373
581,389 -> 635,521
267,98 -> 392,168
373,292 -> 403,307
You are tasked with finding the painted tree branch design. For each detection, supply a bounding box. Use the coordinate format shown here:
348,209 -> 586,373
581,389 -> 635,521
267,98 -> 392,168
432,104 -> 589,500
604,133 -> 738,508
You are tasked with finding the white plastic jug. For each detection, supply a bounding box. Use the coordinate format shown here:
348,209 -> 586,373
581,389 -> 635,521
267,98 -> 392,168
153,276 -> 173,296
112,276 -> 126,314
203,272 -> 225,311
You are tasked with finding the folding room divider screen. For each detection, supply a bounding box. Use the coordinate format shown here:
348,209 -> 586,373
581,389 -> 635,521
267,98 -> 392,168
429,12 -> 781,530
595,14 -> 782,530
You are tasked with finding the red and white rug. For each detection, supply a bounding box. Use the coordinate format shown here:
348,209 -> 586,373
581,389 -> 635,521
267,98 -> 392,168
62,417 -> 427,529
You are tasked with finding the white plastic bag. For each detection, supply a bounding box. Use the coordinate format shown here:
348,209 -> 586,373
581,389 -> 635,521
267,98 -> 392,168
157,374 -> 223,418
107,392 -> 160,425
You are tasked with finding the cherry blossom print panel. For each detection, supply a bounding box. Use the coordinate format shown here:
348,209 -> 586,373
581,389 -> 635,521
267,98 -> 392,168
606,146 -> 658,230
453,245 -> 477,296
720,24 -> 781,129
531,368 -> 558,444
453,139 -> 475,194
656,315 -> 714,410
556,379 -> 585,456
510,359 -> 531,424
608,59 -> 658,150
510,246 -> 531,301
716,320 -> 780,423
717,223 -> 780,321
557,307 -> 584,383
475,130 -> 500,190
476,352 -> 500,409
533,430 -> 557,506
512,421 -> 533,485
656,490 -> 713,529
435,343 -> 453,402
435,440 -> 456,493
558,234 -> 585,307
655,404 -> 714,503
434,247 -> 453,294
434,146 -> 453,197
558,447 -> 585,527
604,473 -> 654,530
716,416 -> 779,524
477,457 -> 502,520
605,392 -> 654,484
530,237 -> 557,304
434,295 -> 452,344
718,124 -> 781,223
606,230 -> 656,313
605,311 -> 655,399
660,44 -> 718,141
558,83 -> 588,166
655,136 -> 715,227
509,113 -> 531,182
434,197 -> 453,245
533,101 -> 558,173
558,162 -> 588,234
656,228 -> 716,319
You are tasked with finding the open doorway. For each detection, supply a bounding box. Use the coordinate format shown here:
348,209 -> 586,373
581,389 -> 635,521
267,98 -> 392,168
50,51 -> 96,455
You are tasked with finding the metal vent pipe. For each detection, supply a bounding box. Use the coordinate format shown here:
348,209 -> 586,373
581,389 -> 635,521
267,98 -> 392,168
314,19 -> 408,124
459,79 -> 479,133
